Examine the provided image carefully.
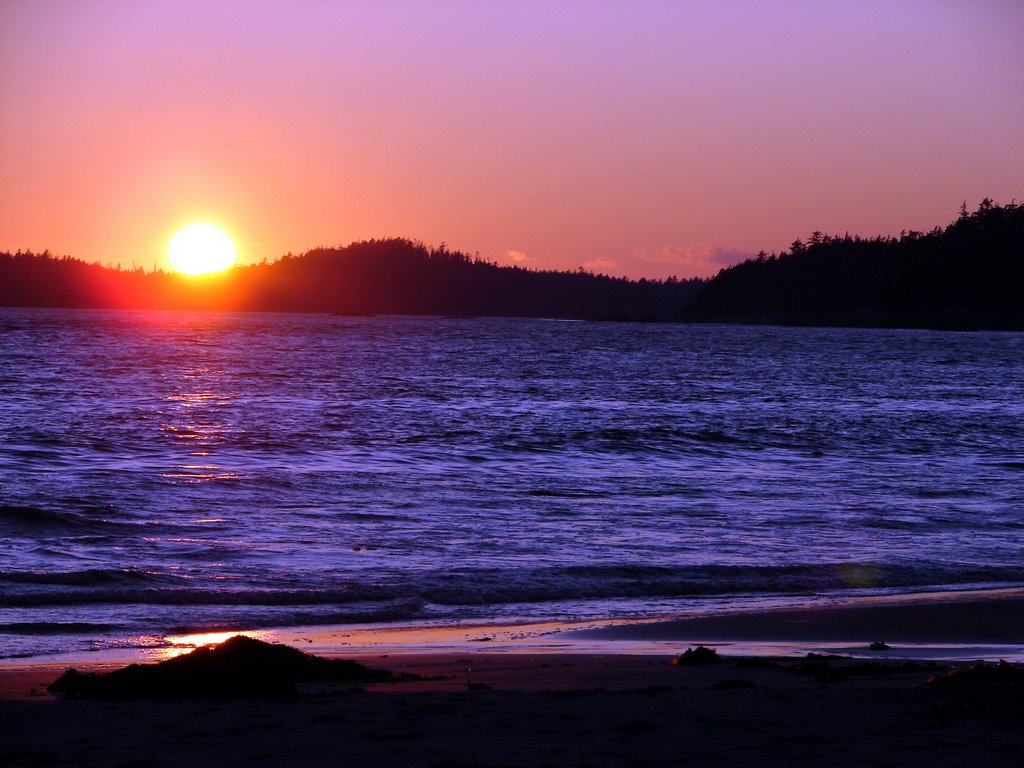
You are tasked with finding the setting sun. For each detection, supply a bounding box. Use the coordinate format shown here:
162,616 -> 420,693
168,223 -> 237,275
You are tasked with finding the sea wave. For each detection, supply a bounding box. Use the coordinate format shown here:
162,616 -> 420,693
3,562 -> 1020,610
0,567 -> 170,587
0,621 -> 122,635
0,504 -> 126,535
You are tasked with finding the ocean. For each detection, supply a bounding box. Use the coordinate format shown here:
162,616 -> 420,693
2,308 -> 1023,660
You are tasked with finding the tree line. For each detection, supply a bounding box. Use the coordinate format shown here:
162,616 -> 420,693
680,199 -> 1024,330
0,238 -> 704,321
5,200 -> 1019,328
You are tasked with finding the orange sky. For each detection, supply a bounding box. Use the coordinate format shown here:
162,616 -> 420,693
1,1 -> 1022,279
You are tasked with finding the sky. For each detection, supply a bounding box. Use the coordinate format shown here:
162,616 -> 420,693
1,1 -> 1021,280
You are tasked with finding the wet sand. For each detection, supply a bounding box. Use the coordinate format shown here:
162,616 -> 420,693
570,587 -> 1024,652
3,589 -> 1024,767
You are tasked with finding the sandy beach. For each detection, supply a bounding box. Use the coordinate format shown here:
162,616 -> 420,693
3,589 -> 1024,767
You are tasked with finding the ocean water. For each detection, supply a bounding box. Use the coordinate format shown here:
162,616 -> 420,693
2,308 -> 1023,660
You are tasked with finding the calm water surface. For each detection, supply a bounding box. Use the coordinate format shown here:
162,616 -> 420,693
1,309 -> 1023,659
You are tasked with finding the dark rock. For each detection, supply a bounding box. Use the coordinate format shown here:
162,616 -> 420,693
869,641 -> 890,651
48,635 -> 394,700
672,646 -> 725,666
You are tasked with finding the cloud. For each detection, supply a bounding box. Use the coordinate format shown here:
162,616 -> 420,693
583,257 -> 620,275
504,249 -> 534,264
632,244 -> 754,278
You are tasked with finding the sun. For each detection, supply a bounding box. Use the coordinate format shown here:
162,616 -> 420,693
168,223 -> 237,275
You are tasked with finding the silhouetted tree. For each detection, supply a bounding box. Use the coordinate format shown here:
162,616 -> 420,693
680,200 -> 1024,330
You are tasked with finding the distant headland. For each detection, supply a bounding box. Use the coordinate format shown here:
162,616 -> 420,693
1,200 -> 1020,329
0,239 -> 702,322
681,199 -> 1023,331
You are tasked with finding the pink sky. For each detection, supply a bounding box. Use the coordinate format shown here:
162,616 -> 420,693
1,0 -> 1021,279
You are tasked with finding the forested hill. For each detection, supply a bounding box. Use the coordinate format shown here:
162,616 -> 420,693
681,200 -> 1024,330
0,238 -> 704,320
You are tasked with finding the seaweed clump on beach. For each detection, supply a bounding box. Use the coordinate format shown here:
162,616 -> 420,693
48,635 -> 395,700
789,653 -> 935,683
672,646 -> 726,666
926,660 -> 1024,687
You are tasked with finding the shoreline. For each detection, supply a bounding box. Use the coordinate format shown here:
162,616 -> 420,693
4,585 -> 1023,677
573,585 -> 1024,644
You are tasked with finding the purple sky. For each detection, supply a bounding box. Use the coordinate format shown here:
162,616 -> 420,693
1,0 -> 1021,278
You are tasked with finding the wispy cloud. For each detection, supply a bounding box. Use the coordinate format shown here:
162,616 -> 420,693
632,244 -> 753,278
504,249 -> 534,264
583,257 -> 620,275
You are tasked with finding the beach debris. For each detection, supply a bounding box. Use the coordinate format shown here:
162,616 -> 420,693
926,660 -> 1024,687
711,678 -> 758,690
791,657 -> 933,683
789,658 -> 847,683
643,685 -> 673,693
358,729 -> 424,742
464,666 -> 492,690
733,657 -> 781,669
613,719 -> 661,734
47,635 -> 395,700
672,646 -> 725,666
869,641 -> 890,651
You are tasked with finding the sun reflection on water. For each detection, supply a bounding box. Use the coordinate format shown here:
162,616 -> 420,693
158,383 -> 242,482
